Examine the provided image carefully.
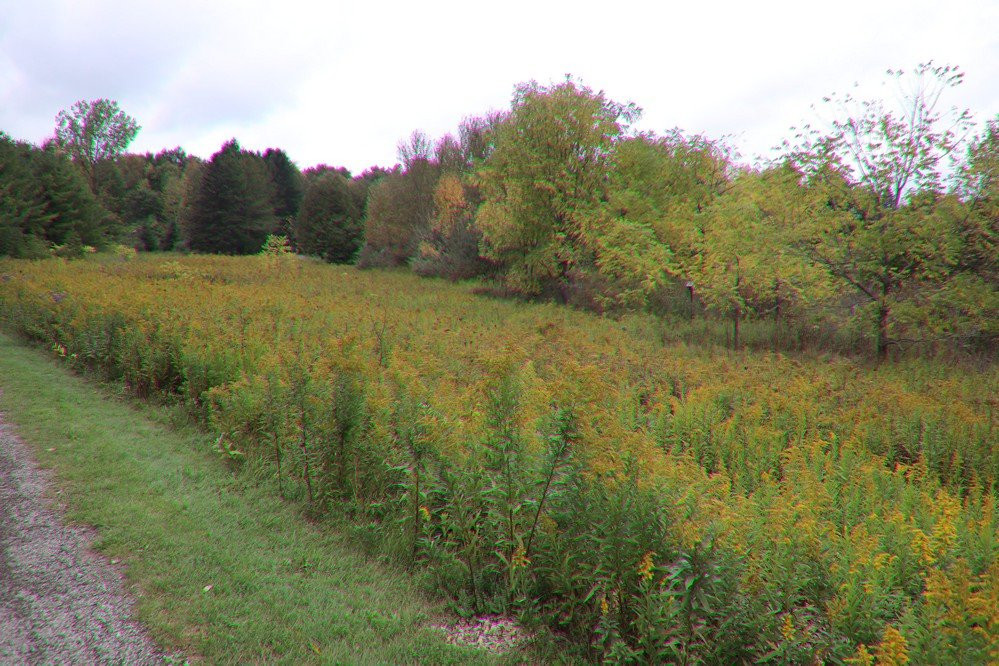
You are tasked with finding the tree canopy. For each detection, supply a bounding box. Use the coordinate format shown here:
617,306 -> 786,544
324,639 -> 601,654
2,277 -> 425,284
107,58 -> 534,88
787,62 -> 977,357
295,171 -> 362,263
474,78 -> 644,301
184,140 -> 276,254
0,134 -> 108,257
263,148 -> 304,236
54,98 -> 140,192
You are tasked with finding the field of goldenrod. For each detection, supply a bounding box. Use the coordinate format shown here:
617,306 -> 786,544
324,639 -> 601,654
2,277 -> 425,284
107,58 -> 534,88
1,253 -> 996,663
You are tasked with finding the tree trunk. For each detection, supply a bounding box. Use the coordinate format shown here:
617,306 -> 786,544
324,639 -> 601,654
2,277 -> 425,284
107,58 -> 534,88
732,302 -> 741,351
732,271 -> 742,350
552,259 -> 572,305
773,280 -> 781,352
876,301 -> 890,360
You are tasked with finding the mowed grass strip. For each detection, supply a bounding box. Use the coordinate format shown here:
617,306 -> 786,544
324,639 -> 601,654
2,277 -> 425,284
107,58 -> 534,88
0,333 -> 496,665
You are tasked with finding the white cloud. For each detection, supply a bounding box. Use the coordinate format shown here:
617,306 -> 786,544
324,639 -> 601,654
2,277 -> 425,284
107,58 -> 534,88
1,0 -> 996,171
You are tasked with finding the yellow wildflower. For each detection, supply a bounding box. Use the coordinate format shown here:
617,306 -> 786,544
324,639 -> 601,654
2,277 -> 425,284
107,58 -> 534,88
845,644 -> 874,666
637,551 -> 656,582
873,625 -> 909,666
511,544 -> 530,569
781,613 -> 795,642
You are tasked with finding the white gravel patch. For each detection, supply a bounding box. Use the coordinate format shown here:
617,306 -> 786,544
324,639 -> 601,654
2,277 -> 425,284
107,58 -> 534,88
428,614 -> 531,654
0,416 -> 166,665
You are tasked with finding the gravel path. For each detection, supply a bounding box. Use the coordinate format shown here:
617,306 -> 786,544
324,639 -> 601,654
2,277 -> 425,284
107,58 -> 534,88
0,416 -> 165,665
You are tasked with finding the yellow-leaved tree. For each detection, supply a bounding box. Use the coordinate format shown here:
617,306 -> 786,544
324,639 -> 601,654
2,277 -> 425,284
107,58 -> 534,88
692,164 -> 832,349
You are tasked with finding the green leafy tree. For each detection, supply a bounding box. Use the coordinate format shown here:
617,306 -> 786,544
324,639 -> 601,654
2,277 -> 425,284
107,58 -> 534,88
898,117 -> 999,350
83,148 -> 190,252
54,98 -> 140,193
185,139 -> 276,254
474,77 -> 649,303
294,171 -> 362,263
787,62 -> 973,358
111,150 -> 190,251
608,130 -> 734,313
693,165 -> 832,349
956,116 -> 999,280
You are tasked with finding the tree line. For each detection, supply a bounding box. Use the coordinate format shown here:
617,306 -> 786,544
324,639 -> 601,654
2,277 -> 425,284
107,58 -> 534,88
1,63 -> 996,357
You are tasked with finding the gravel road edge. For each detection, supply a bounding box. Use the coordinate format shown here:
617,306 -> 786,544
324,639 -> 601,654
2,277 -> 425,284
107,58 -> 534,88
0,411 -> 167,665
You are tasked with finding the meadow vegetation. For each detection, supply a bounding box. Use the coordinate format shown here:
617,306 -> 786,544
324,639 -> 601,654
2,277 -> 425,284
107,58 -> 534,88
0,330 -> 498,665
1,253 -> 995,663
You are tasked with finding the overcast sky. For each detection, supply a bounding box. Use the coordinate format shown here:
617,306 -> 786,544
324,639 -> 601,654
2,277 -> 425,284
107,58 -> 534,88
1,0 -> 997,173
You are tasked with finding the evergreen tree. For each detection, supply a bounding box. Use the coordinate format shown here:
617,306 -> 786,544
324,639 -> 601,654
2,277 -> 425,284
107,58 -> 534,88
185,140 -> 276,254
263,148 -> 304,238
0,136 -> 49,257
31,145 -> 107,248
294,171 -> 362,263
0,135 -> 107,256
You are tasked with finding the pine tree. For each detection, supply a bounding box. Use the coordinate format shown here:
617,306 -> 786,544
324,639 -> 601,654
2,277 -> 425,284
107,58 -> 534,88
32,146 -> 107,248
0,136 -> 49,256
263,148 -> 303,238
185,140 -> 276,254
0,136 -> 107,256
294,171 -> 361,263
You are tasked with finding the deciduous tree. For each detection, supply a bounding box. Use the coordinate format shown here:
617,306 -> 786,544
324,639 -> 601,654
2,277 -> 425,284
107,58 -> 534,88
609,130 -> 733,291
474,77 -> 645,302
786,62 -> 973,357
54,98 -> 139,193
693,165 -> 831,349
413,173 -> 490,280
357,134 -> 440,268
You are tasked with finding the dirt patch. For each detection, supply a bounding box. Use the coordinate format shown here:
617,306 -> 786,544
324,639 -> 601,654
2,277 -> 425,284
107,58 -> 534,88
0,413 -> 166,664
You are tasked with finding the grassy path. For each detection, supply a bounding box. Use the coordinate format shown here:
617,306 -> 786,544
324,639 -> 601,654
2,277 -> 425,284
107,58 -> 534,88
0,333 -> 495,665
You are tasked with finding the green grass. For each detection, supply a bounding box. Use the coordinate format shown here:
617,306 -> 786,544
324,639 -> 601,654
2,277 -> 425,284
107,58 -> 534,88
0,332 -> 500,665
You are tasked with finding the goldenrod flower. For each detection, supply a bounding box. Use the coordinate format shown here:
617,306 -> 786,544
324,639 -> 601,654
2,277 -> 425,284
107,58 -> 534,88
637,551 -> 655,582
781,613 -> 795,641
